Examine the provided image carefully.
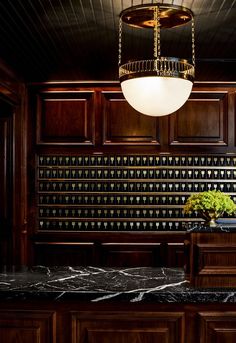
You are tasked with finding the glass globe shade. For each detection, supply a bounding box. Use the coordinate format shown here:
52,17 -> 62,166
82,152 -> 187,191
121,76 -> 193,117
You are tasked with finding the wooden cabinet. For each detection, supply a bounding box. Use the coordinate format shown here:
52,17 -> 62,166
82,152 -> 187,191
0,310 -> 56,343
26,81 -> 236,267
71,311 -> 185,343
36,90 -> 95,145
1,303 -> 236,343
29,82 -> 236,152
169,90 -> 228,147
199,312 -> 236,343
186,232 -> 236,287
101,91 -> 160,146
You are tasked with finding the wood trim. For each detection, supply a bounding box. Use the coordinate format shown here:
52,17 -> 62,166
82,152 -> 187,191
36,90 -> 96,146
71,311 -> 185,343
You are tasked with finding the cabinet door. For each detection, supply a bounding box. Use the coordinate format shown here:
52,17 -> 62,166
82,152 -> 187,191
36,90 -> 95,145
72,311 -> 184,343
169,91 -> 228,147
0,310 -> 56,343
102,91 -> 160,146
199,312 -> 236,343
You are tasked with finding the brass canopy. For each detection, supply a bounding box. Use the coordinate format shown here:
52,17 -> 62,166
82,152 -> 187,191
120,3 -> 193,29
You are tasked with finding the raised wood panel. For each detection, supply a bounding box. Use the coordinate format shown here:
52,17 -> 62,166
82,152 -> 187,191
166,243 -> 185,268
34,242 -> 95,266
169,91 -> 228,146
0,310 -> 56,343
72,311 -> 184,343
0,118 -> 8,218
36,91 -> 95,145
190,244 -> 236,287
32,232 -> 186,267
100,243 -> 162,267
102,91 -> 160,145
0,103 -> 13,266
196,244 -> 236,274
188,233 -> 236,287
199,312 -> 236,343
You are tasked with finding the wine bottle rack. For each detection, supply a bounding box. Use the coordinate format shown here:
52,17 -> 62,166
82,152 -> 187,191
37,154 -> 236,232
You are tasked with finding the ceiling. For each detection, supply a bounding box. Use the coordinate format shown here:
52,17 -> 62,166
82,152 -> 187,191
0,0 -> 235,82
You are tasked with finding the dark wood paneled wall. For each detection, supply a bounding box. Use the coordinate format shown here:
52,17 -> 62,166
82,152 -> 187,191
0,80 -> 235,266
0,61 -> 25,267
1,80 -> 236,342
0,102 -> 14,265
24,81 -> 236,267
29,82 -> 236,153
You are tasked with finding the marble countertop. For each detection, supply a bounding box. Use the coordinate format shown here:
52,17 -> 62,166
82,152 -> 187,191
187,222 -> 236,233
0,266 -> 236,303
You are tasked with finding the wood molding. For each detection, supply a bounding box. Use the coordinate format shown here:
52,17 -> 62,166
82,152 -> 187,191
101,91 -> 160,146
36,90 -> 95,145
169,91 -> 228,146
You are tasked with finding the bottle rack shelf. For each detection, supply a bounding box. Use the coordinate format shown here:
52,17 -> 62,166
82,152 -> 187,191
36,154 -> 236,232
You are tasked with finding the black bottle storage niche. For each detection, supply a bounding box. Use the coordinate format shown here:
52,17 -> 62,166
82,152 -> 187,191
36,154 -> 236,232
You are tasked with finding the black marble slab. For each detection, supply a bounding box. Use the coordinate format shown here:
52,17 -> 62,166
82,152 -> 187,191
0,266 -> 236,303
187,222 -> 236,233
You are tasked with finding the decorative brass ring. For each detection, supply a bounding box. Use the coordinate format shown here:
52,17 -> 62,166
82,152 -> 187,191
119,58 -> 195,83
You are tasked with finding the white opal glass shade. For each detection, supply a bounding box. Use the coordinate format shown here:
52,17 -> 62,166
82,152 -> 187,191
121,76 -> 193,117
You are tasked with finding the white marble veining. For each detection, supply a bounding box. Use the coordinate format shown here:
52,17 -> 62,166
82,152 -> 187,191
0,266 -> 236,303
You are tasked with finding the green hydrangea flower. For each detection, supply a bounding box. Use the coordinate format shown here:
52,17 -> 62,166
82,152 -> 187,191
183,190 -> 236,217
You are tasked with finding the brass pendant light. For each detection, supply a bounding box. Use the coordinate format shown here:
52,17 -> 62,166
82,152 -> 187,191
118,3 -> 195,117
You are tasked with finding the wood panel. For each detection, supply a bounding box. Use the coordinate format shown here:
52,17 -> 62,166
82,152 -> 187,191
102,91 -> 160,145
71,311 -> 185,343
2,300 -> 236,343
32,232 -> 186,267
0,310 -> 56,343
187,232 -> 236,287
0,102 -> 13,266
0,64 -> 25,266
196,244 -> 236,274
34,242 -> 95,266
169,91 -> 228,146
100,243 -> 162,267
199,312 -> 236,343
36,91 -> 95,145
166,243 -> 185,268
25,82 -> 236,267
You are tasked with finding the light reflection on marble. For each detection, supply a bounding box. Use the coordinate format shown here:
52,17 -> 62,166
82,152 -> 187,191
0,266 -> 236,303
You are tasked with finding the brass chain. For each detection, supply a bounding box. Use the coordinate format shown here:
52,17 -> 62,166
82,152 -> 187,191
153,5 -> 161,59
118,16 -> 122,66
191,16 -> 195,67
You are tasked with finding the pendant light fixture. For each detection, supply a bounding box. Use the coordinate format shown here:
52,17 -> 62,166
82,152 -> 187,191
118,3 -> 195,117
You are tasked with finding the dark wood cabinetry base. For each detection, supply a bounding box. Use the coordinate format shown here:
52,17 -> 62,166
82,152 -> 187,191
1,302 -> 236,343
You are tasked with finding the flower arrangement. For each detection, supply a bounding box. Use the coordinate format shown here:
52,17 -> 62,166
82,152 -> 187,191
183,190 -> 236,226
